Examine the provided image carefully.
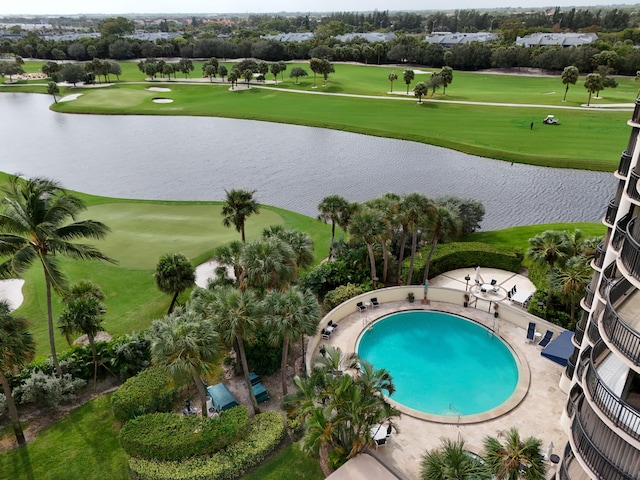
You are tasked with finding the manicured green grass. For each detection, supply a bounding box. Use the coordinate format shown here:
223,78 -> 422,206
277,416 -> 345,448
10,194 -> 332,358
466,222 -> 606,251
0,394 -> 129,480
241,443 -> 324,480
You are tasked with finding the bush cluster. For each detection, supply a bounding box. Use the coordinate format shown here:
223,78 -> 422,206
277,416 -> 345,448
120,406 -> 249,461
110,366 -> 175,422
410,242 -> 523,284
13,371 -> 86,407
243,330 -> 282,376
0,393 -> 6,414
128,411 -> 285,480
323,283 -> 367,311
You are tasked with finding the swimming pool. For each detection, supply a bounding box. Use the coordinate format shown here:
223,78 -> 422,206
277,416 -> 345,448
357,310 -> 520,419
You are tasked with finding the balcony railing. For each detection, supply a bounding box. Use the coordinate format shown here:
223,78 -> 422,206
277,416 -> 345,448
575,346 -> 589,381
583,284 -> 595,310
574,314 -> 586,346
605,199 -> 619,226
585,341 -> 640,442
618,151 -> 632,177
620,217 -> 640,283
598,262 -> 615,298
593,242 -> 606,269
612,213 -> 631,252
632,99 -> 640,124
602,279 -> 640,366
572,407 -> 636,480
587,320 -> 601,344
627,168 -> 640,203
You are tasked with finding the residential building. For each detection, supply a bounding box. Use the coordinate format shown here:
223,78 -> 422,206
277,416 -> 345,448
516,32 -> 597,48
425,31 -> 497,47
263,32 -> 314,42
334,32 -> 396,43
558,100 -> 640,479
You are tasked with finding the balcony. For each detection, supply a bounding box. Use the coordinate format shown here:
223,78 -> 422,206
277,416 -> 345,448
627,168 -> 640,203
605,199 -> 619,226
601,279 -> 640,366
585,341 -> 640,442
587,321 -> 601,344
593,242 -> 606,269
572,404 -> 636,480
598,262 -> 615,298
566,349 -> 578,379
559,443 -> 594,480
612,213 -> 631,252
632,99 -> 640,125
620,217 -> 640,283
583,284 -> 595,310
574,314 -> 587,346
618,151 -> 632,177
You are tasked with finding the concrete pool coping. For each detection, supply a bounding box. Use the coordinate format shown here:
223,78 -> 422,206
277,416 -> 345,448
355,309 -> 531,425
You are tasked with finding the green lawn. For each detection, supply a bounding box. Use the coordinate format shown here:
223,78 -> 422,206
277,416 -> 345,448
241,442 -> 324,480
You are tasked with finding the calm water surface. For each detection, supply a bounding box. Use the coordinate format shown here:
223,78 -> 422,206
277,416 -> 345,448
0,92 -> 616,230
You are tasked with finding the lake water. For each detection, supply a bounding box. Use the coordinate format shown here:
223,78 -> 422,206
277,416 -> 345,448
0,92 -> 617,230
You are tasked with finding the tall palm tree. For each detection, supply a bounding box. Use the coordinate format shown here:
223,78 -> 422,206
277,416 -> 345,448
262,226 -> 315,274
240,237 -> 296,292
57,281 -> 106,388
365,194 -> 399,285
0,176 -> 113,376
0,301 -> 35,447
317,195 -> 349,257
527,230 -> 569,309
264,287 -> 320,395
551,256 -> 592,326
403,193 -> 435,285
422,206 -> 461,284
149,307 -> 222,416
349,208 -> 386,288
483,427 -> 546,480
561,65 -> 579,102
212,240 -> 245,288
193,286 -> 261,412
221,189 -> 260,243
421,438 -> 491,480
154,252 -> 195,314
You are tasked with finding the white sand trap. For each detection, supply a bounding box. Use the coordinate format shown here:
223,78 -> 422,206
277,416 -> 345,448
152,97 -> 174,103
59,93 -> 83,102
195,260 -> 235,288
147,87 -> 172,92
0,279 -> 25,311
74,331 -> 112,345
412,69 -> 434,74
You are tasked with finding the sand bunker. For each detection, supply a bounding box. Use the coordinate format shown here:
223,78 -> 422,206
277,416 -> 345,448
147,87 -> 172,92
0,279 -> 25,311
195,261 -> 235,288
412,69 -> 434,74
59,93 -> 83,102
152,97 -> 174,103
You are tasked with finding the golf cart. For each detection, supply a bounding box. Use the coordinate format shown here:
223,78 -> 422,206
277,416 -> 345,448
543,115 -> 558,125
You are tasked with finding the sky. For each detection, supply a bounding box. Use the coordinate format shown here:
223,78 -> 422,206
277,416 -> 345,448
3,0 -> 639,16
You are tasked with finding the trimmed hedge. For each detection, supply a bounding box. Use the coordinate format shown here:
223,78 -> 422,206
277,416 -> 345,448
409,242 -> 523,284
129,411 -> 286,480
120,406 -> 249,461
323,283 -> 366,311
111,366 -> 175,423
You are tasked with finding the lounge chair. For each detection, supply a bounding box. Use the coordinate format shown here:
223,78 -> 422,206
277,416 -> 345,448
537,330 -> 553,348
371,297 -> 380,308
252,382 -> 270,403
386,424 -> 392,438
526,322 -> 537,343
321,328 -> 331,340
490,279 -> 497,286
328,320 -> 338,330
356,301 -> 367,312
375,437 -> 387,448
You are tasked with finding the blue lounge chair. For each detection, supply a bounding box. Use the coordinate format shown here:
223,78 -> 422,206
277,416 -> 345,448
526,322 -> 537,343
207,383 -> 240,413
538,330 -> 554,348
252,382 -> 270,403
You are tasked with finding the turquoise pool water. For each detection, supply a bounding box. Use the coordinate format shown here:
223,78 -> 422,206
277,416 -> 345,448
357,310 -> 518,416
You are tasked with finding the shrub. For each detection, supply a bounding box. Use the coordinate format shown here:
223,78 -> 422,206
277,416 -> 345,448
129,411 -> 285,480
110,366 -> 175,423
0,393 -> 6,414
13,370 -> 86,407
409,242 -> 522,284
244,330 -> 281,376
106,331 -> 151,379
323,283 -> 366,310
120,406 -> 249,461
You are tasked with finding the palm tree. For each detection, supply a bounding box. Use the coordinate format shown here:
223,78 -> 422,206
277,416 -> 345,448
221,189 -> 260,243
421,438 -> 491,480
365,193 -> 400,285
414,82 -> 428,103
404,69 -> 415,94
388,72 -> 398,92
212,240 -> 245,288
422,206 -> 461,284
241,237 -> 296,292
57,281 -> 106,387
0,176 -> 113,376
0,301 -> 35,446
527,230 -> 569,309
262,226 -> 315,274
149,308 -> 222,416
154,252 -> 195,314
47,81 -> 59,103
551,256 -> 592,326
584,72 -> 603,107
264,287 -> 320,395
349,207 -> 387,288
193,286 -> 261,412
483,427 -> 546,480
403,193 -> 435,285
317,194 -> 349,256
561,65 -> 579,102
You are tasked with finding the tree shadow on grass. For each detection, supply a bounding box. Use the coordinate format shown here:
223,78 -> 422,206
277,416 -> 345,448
11,447 -> 34,480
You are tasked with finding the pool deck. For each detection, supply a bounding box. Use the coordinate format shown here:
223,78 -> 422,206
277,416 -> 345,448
317,269 -> 567,480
